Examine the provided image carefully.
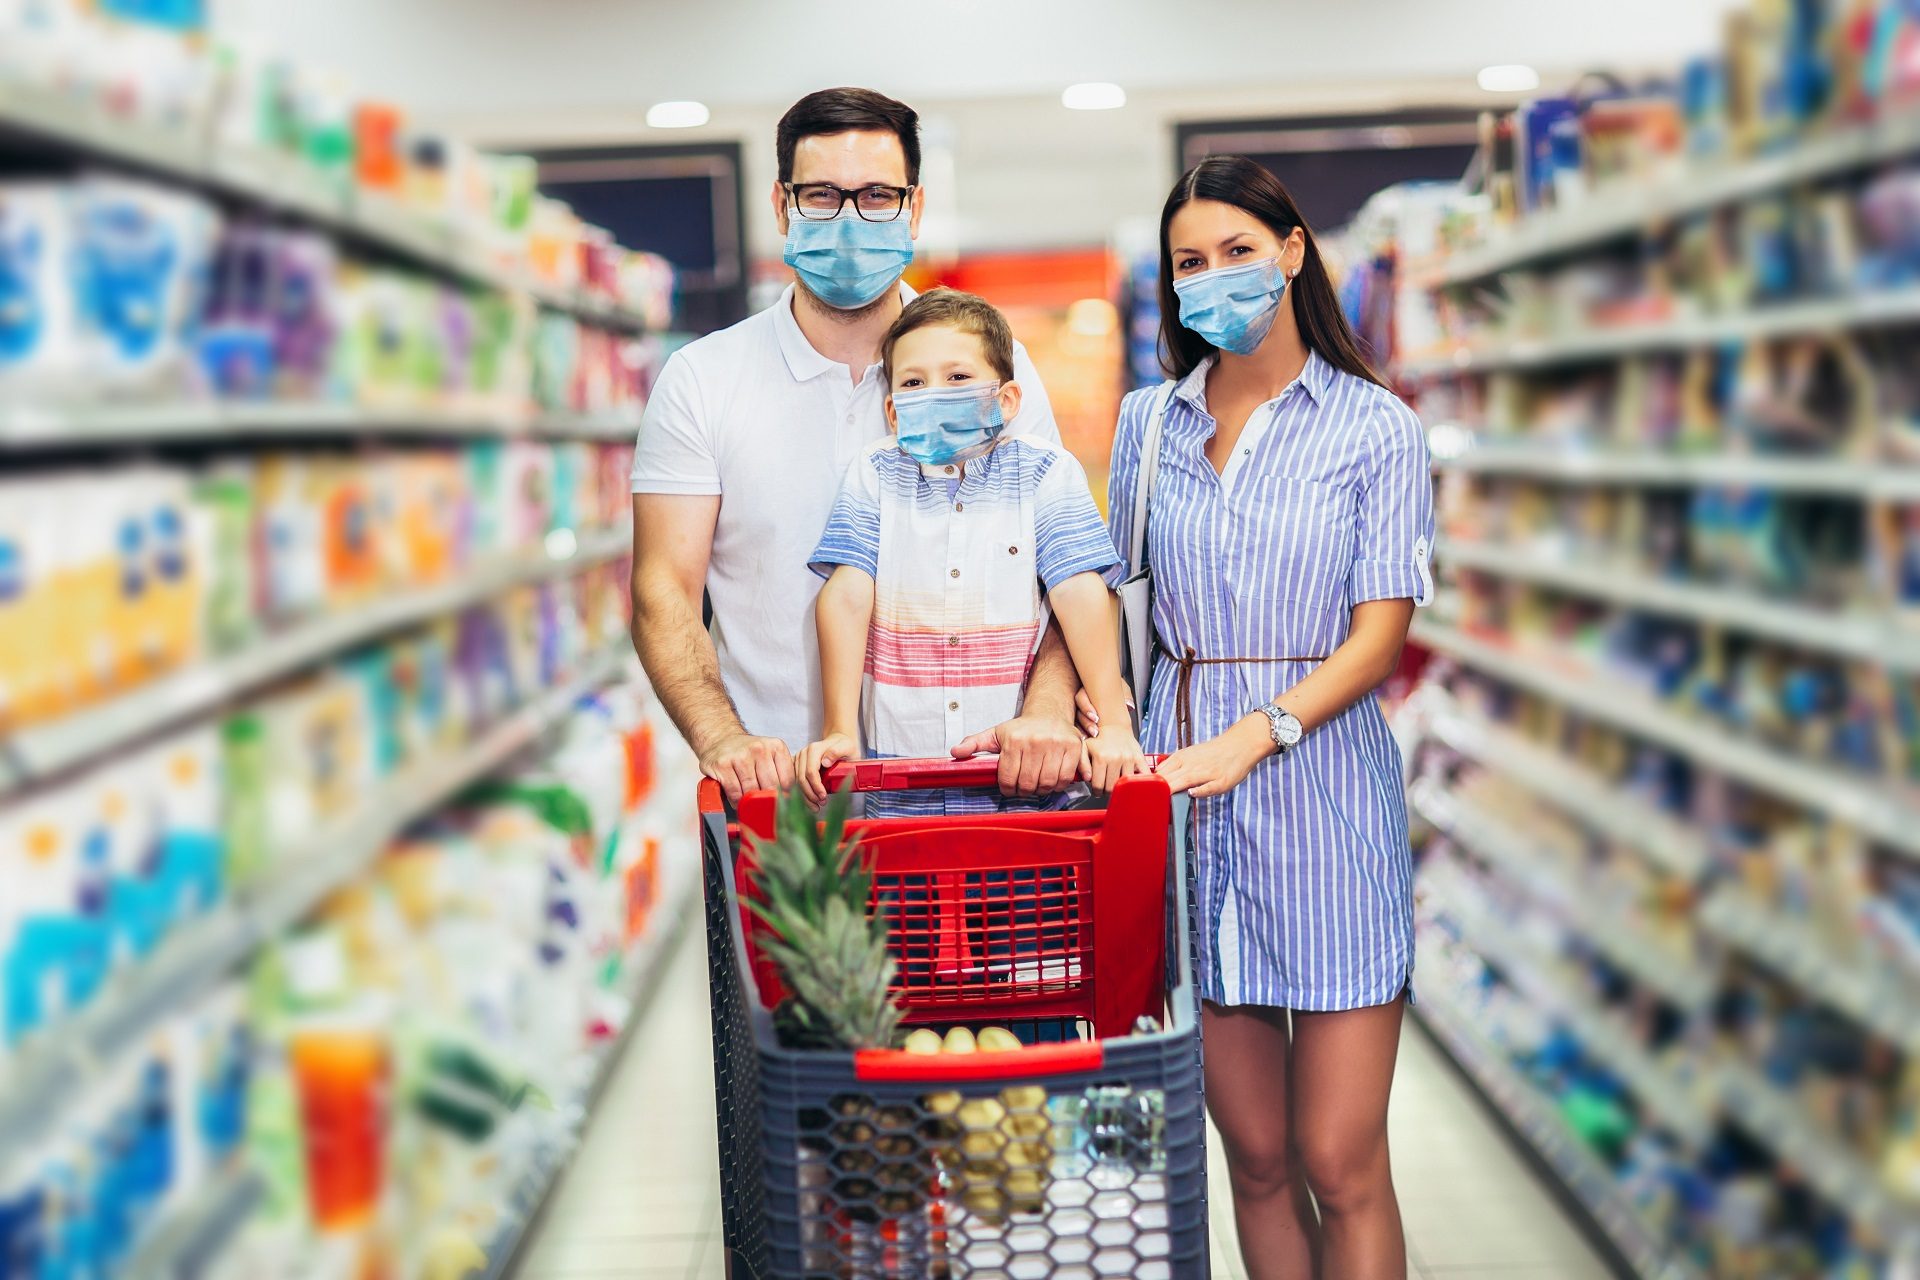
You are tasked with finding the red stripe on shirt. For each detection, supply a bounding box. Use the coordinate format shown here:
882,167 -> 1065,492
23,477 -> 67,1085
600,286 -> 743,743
867,620 -> 1039,689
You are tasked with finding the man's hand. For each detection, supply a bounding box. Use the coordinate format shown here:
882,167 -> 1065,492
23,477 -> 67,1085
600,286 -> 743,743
951,713 -> 1084,797
796,732 -> 859,807
700,731 -> 797,805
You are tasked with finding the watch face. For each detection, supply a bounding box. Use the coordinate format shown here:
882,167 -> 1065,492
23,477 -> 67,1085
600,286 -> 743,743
1276,713 -> 1303,746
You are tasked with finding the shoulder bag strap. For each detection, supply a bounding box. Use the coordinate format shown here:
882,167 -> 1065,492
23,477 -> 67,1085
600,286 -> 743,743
1130,380 -> 1177,574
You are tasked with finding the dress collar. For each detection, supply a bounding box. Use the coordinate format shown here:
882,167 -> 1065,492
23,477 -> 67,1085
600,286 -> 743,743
1168,349 -> 1334,414
773,281 -> 919,382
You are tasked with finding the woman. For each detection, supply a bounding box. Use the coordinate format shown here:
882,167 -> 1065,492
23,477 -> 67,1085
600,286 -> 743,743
1096,156 -> 1433,1279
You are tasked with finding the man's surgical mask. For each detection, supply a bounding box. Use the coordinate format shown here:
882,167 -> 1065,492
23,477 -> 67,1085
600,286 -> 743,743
1173,256 -> 1289,356
783,214 -> 914,310
891,383 -> 1005,467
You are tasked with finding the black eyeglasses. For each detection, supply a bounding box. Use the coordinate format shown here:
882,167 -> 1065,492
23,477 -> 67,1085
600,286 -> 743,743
785,182 -> 915,222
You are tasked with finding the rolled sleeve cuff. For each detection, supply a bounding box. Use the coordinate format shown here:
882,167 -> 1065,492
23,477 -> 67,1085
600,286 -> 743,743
1350,538 -> 1434,607
808,547 -> 878,582
1041,551 -> 1123,594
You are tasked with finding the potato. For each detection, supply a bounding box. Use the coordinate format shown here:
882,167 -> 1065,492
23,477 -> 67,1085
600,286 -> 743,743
976,1026 -> 1022,1052
942,1026 -> 976,1054
902,1028 -> 943,1055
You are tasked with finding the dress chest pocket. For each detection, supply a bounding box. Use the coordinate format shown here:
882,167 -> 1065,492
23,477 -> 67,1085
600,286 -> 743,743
1230,475 -> 1353,605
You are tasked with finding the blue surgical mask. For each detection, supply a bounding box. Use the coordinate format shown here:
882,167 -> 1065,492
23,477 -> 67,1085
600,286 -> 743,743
892,383 -> 1005,466
782,214 -> 914,310
1172,256 -> 1289,355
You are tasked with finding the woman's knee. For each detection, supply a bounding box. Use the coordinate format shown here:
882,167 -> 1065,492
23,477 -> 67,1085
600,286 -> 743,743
1296,1127 -> 1390,1217
1219,1126 -> 1300,1202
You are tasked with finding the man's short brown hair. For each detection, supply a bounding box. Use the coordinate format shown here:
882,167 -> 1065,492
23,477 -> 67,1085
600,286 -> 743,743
777,88 -> 920,185
881,288 -> 1016,386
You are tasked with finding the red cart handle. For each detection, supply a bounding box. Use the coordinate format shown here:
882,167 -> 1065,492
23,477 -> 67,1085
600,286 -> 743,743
821,755 -> 1169,794
853,1041 -> 1103,1082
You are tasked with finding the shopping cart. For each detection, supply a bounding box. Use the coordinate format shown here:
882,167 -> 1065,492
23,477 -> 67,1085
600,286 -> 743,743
699,757 -> 1209,1280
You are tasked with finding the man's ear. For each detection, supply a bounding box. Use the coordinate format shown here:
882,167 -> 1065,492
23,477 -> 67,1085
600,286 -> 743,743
908,184 -> 927,240
771,180 -> 791,236
998,380 -> 1023,423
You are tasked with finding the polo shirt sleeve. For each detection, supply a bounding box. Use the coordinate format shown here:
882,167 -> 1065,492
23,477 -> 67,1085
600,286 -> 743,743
1006,341 -> 1062,447
808,454 -> 883,581
1033,450 -> 1122,591
1349,397 -> 1436,607
629,350 -> 722,496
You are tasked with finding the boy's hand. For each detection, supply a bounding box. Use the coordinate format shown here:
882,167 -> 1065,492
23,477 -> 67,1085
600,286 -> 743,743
1083,725 -> 1149,795
797,732 -> 859,807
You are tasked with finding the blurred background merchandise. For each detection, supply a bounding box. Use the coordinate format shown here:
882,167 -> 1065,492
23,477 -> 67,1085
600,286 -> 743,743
5,0 -> 1920,1278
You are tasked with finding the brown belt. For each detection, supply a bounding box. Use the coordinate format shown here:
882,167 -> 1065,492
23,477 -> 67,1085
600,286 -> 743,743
1172,646 -> 1328,749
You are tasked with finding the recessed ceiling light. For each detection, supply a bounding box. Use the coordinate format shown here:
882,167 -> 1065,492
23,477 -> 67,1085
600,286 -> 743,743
1062,82 -> 1126,111
1477,64 -> 1540,93
647,100 -> 710,128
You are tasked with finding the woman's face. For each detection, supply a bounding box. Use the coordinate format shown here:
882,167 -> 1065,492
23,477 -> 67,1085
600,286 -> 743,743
1167,198 -> 1304,280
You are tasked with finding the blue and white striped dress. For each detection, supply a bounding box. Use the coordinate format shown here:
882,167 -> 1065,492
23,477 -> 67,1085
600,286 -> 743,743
1109,352 -> 1435,1011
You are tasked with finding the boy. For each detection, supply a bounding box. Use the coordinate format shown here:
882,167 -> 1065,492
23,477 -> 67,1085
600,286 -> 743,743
798,289 -> 1145,814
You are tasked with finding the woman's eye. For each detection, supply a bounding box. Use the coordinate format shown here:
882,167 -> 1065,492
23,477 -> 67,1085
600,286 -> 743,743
1177,257 -> 1201,271
1230,245 -> 1252,256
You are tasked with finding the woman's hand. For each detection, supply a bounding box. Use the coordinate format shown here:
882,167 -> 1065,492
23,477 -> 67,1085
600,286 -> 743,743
1083,723 -> 1149,795
1155,716 -> 1274,798
796,732 -> 859,806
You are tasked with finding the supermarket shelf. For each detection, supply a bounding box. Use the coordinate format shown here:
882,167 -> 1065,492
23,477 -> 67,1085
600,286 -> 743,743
1435,441 -> 1920,502
1398,285 -> 1920,378
0,401 -> 643,447
478,875 -> 696,1280
0,525 -> 631,798
123,1165 -> 267,1280
1438,540 -> 1918,671
0,642 -> 634,1160
1409,619 -> 1920,860
1699,889 -> 1920,1057
1414,985 -> 1707,1280
0,78 -> 649,331
1423,868 -> 1712,1145
1719,1061 -> 1920,1251
1424,701 -> 1709,880
1411,780 -> 1717,1009
1433,107 -> 1920,286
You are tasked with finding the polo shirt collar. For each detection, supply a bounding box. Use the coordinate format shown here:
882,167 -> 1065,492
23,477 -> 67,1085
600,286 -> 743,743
773,281 -> 919,383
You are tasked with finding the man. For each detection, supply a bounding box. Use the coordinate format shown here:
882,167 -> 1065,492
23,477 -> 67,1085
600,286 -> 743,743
629,87 -> 1084,804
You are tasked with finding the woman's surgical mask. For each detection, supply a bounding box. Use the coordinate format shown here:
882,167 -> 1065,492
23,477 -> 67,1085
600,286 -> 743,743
891,383 -> 1006,466
782,214 -> 914,310
1172,256 -> 1289,356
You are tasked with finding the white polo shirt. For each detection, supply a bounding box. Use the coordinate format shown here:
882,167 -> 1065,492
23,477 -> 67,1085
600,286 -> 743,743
629,283 -> 1060,752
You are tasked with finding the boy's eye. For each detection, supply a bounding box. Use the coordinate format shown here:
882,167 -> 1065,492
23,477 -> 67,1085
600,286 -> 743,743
946,372 -> 972,383
900,377 -> 923,388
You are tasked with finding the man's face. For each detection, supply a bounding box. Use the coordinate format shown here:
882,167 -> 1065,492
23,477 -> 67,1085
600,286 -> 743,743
772,130 -> 925,239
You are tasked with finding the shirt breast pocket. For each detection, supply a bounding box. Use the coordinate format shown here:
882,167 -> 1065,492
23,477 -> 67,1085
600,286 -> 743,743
1233,475 -> 1354,608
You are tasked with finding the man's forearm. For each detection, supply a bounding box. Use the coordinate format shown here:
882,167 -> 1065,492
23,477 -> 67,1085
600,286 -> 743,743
632,582 -> 743,756
1022,616 -> 1079,723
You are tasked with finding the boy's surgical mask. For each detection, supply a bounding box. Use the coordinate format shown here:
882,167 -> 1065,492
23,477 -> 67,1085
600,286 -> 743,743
1173,256 -> 1289,356
783,214 -> 914,310
892,383 -> 1005,467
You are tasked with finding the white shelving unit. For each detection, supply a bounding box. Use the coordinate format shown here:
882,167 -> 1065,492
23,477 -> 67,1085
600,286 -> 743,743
0,641 -> 635,1159
1433,442 -> 1920,501
0,402 -> 643,447
0,78 -> 651,331
1438,540 -> 1917,670
1411,780 -> 1717,1010
1434,107 -> 1920,286
0,526 -> 632,797
1413,985 -> 1707,1280
1409,620 -> 1920,860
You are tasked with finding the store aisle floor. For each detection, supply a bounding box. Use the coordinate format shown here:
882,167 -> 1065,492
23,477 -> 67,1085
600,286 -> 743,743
512,922 -> 1616,1280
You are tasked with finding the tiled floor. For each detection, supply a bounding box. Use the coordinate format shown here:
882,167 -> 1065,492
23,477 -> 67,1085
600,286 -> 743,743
512,924 -> 1616,1280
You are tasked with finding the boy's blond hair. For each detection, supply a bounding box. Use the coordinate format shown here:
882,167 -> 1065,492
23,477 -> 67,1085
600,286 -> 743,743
881,288 -> 1017,386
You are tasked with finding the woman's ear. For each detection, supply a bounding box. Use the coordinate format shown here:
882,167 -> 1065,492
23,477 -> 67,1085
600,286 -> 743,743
1285,226 -> 1307,279
998,380 -> 1023,423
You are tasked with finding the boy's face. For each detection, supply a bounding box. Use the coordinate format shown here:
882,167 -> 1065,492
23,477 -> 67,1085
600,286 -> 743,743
885,325 -> 1022,431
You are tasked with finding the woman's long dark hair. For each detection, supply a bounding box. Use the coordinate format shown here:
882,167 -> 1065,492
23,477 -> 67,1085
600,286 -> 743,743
1158,155 -> 1383,386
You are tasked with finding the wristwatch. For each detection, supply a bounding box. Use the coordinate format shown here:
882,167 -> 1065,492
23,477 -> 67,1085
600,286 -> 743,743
1256,702 -> 1304,755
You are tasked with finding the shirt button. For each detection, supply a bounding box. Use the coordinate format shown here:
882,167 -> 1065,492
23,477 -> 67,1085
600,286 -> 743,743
954,502 -> 964,512
944,465 -> 956,476
1008,545 -> 1019,555
948,635 -> 960,647
948,700 -> 959,711
950,568 -> 960,579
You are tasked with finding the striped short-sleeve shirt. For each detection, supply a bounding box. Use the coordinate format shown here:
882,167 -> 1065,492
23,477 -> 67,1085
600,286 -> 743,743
810,435 -> 1118,814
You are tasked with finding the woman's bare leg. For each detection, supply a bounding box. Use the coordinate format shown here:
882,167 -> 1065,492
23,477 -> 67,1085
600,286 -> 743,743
1290,996 -> 1407,1280
1203,1000 -> 1322,1279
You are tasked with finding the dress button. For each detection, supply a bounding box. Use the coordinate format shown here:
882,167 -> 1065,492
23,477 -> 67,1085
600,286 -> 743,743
948,635 -> 960,647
